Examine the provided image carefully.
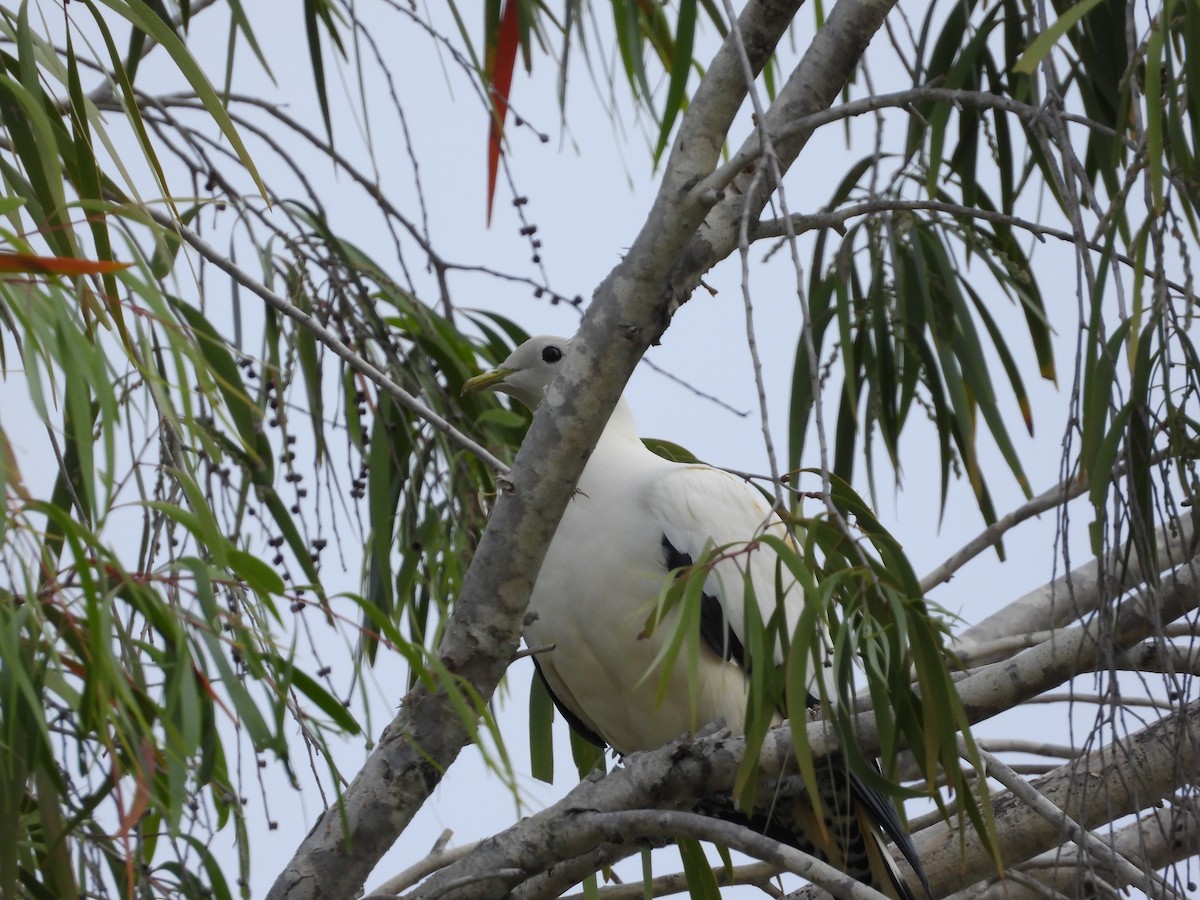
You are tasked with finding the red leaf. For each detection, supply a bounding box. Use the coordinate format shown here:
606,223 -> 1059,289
485,0 -> 520,225
0,251 -> 130,276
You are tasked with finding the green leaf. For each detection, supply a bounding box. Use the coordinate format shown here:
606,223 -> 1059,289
612,0 -> 655,105
0,73 -> 72,255
1126,321 -> 1159,579
1088,403 -> 1132,508
1081,317 -> 1132,484
570,727 -> 605,779
305,0 -> 334,142
225,0 -> 273,81
1144,13 -> 1165,214
75,0 -> 175,210
228,548 -> 286,596
172,300 -> 273,484
1186,2 -> 1200,178
95,0 -> 268,200
677,838 -> 720,900
642,437 -> 704,464
652,0 -> 696,162
149,204 -> 200,278
1013,0 -> 1107,74
61,21 -> 126,335
182,558 -> 277,751
528,670 -> 555,783
361,395 -> 410,660
283,663 -> 360,734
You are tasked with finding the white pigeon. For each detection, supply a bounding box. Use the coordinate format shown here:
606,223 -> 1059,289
463,335 -> 927,900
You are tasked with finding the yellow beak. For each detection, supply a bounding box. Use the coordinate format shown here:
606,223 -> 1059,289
461,367 -> 513,396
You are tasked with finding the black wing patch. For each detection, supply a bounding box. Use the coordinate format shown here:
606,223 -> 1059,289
530,655 -> 606,749
661,535 -> 746,669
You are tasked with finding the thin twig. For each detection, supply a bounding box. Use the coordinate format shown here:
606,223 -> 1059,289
554,809 -> 888,900
756,197 -> 1193,300
142,207 -> 509,474
996,868 -> 1082,900
920,444 -> 1184,593
365,832 -> 482,897
84,0 -> 223,105
696,86 -> 1124,199
559,861 -> 783,900
1028,693 -> 1179,711
976,740 -> 1081,759
722,2 -> 787,513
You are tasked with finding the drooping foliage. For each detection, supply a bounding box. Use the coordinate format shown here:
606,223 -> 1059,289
0,1 -> 1196,899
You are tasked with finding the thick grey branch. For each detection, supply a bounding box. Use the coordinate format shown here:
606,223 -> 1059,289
914,701 -> 1200,895
952,515 -> 1196,663
661,0 -> 806,203
408,809 -> 886,900
1115,640 -> 1200,677
968,742 -> 1182,900
957,797 -> 1200,900
401,731 -> 754,900
948,560 -> 1199,726
673,0 -> 902,298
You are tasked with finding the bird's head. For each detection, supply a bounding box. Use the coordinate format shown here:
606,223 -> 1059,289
462,335 -> 569,409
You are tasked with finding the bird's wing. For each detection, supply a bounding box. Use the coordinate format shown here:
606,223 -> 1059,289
647,463 -> 929,900
647,463 -> 808,670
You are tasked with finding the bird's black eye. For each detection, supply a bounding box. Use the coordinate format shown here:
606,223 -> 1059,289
541,345 -> 564,364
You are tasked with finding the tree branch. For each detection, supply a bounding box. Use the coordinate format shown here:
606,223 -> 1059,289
923,445 -> 1193,596
949,511 -> 1196,661
673,0 -> 903,299
512,844 -> 660,900
367,832 -> 481,897
948,559 -> 1199,725
560,861 -> 783,900
913,701 -> 1200,895
967,742 -> 1183,900
699,86 -> 1123,199
390,561 -> 1200,900
144,207 -> 510,475
957,796 -> 1200,900
407,809 -> 887,900
1114,639 -> 1200,677
975,740 -> 1081,760
756,198 -> 1195,304
396,730 -> 753,900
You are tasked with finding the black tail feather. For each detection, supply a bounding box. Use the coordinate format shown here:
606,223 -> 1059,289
696,759 -> 930,900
